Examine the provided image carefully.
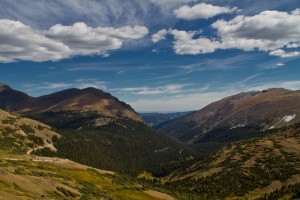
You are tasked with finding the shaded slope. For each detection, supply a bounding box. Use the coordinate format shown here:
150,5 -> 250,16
28,110 -> 196,176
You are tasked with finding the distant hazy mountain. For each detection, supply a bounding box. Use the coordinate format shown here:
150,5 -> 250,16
158,88 -> 300,144
140,111 -> 193,127
1,84 -> 300,199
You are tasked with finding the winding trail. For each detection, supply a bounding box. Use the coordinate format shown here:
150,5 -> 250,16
144,190 -> 175,200
26,143 -> 56,155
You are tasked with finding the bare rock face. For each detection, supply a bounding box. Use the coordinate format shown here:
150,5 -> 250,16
158,88 -> 300,143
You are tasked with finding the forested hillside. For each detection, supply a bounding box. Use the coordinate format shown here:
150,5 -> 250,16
149,124 -> 300,199
28,111 -> 196,176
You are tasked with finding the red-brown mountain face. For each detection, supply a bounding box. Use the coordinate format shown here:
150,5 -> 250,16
0,83 -> 142,121
158,88 -> 300,143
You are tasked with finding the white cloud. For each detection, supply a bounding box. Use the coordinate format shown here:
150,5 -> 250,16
153,10 -> 300,57
170,30 -> 220,54
46,22 -> 148,56
45,22 -> 122,56
269,49 -> 300,58
0,19 -> 71,62
151,29 -> 168,43
0,20 -> 148,62
174,3 -> 238,20
113,84 -> 187,95
96,26 -> 149,40
212,10 -> 300,51
152,29 -> 219,54
276,63 -> 285,67
287,42 -> 300,48
23,82 -> 72,92
292,8 -> 300,15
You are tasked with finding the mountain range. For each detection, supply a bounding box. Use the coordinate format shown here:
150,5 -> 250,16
140,111 -> 192,127
1,83 -> 300,199
0,83 -> 141,121
157,88 -> 300,144
0,83 -> 195,176
0,108 -> 176,199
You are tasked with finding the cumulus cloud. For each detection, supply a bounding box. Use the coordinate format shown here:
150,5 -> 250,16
152,29 -> 219,54
212,10 -> 300,51
174,3 -> 238,20
152,29 -> 221,55
46,22 -> 148,56
0,19 -> 71,62
287,42 -> 300,48
0,20 -> 148,62
151,29 -> 168,43
292,8 -> 300,15
269,49 -> 300,58
153,9 -> 300,57
170,30 -> 220,54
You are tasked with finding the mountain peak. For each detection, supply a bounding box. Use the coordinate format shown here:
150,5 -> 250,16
81,87 -> 104,92
0,83 -> 11,91
260,88 -> 291,93
158,88 -> 300,143
0,84 -> 142,121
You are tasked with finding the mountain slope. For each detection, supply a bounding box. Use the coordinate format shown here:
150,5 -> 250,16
0,84 -> 141,121
158,88 -> 300,143
161,124 -> 300,199
0,109 -> 59,154
141,111 -> 192,127
0,151 -> 176,200
28,110 -> 196,176
0,110 -> 175,200
0,84 -> 196,176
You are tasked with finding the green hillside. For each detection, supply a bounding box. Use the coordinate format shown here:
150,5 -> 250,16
154,124 -> 300,199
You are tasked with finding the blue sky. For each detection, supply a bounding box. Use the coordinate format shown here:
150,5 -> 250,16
0,0 -> 300,112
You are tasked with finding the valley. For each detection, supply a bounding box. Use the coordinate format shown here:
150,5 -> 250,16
1,1 -> 300,199
1,84 -> 300,199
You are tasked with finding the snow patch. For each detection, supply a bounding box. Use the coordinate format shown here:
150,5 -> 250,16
282,114 -> 296,122
269,126 -> 275,130
231,124 -> 245,129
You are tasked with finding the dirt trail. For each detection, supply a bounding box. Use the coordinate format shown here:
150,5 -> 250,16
26,142 -> 55,155
144,190 -> 175,200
